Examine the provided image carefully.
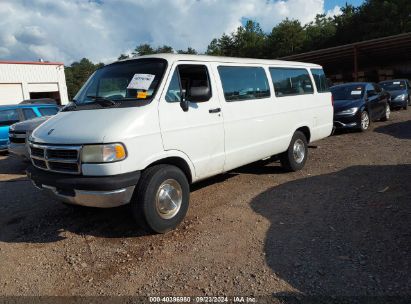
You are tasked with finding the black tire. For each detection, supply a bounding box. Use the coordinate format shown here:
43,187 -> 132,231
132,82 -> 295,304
381,104 -> 390,121
408,96 -> 411,106
280,131 -> 308,172
131,164 -> 189,233
359,110 -> 370,132
403,101 -> 408,110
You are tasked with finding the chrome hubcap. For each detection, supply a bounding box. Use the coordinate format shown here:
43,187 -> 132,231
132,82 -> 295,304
155,179 -> 182,219
361,112 -> 369,129
386,105 -> 390,119
293,139 -> 305,164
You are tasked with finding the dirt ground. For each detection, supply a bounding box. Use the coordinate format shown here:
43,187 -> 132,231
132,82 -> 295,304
0,109 -> 410,301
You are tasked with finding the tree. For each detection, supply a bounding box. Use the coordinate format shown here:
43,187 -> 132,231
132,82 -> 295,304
266,19 -> 305,58
206,33 -> 238,56
303,14 -> 337,51
132,43 -> 155,56
233,20 -> 266,58
64,58 -> 104,100
118,54 -> 129,60
206,38 -> 222,55
177,47 -> 198,54
155,45 -> 174,53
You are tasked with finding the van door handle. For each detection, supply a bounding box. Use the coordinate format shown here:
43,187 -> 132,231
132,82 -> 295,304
209,108 -> 221,113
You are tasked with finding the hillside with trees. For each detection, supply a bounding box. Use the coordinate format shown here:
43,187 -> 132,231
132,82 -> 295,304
64,0 -> 411,99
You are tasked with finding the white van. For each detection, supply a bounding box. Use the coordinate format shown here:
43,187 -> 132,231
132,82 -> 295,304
27,54 -> 333,233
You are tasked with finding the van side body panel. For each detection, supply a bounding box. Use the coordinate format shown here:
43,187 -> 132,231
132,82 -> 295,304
211,62 -> 332,173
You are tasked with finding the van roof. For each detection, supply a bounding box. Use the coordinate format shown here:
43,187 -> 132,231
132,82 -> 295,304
118,53 -> 322,68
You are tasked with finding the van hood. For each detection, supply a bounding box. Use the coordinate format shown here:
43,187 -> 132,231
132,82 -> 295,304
31,107 -> 151,144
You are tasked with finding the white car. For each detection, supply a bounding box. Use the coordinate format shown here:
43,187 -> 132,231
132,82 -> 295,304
27,54 -> 333,233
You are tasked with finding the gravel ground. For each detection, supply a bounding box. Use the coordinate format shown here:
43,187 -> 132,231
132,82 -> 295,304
0,109 -> 410,301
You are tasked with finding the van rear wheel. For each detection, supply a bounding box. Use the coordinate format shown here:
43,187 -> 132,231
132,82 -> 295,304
131,164 -> 189,233
280,131 -> 308,172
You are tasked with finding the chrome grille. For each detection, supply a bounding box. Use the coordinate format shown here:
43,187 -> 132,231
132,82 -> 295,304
30,143 -> 82,175
9,131 -> 26,144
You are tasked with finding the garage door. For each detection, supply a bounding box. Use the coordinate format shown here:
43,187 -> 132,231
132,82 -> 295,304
0,83 -> 24,105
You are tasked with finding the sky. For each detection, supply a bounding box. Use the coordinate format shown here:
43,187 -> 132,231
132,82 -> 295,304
0,0 -> 364,65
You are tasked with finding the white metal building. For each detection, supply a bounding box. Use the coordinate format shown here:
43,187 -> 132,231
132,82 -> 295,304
0,61 -> 69,105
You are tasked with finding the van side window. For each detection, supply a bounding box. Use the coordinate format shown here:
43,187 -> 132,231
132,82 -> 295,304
165,65 -> 212,102
269,68 -> 314,97
165,69 -> 182,102
217,66 -> 270,102
310,68 -> 329,93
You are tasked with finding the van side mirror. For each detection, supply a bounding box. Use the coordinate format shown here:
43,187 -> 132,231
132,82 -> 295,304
180,98 -> 189,112
188,86 -> 211,102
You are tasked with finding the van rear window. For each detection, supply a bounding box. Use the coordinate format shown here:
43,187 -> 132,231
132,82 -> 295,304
217,66 -> 270,102
311,68 -> 329,93
269,68 -> 314,97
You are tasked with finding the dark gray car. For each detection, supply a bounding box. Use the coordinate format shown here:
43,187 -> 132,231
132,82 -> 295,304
379,79 -> 411,110
8,116 -> 50,159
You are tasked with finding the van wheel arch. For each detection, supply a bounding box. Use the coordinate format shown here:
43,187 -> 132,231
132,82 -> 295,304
296,126 -> 311,143
146,157 -> 193,184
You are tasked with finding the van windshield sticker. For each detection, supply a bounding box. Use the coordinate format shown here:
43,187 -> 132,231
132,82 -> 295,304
137,91 -> 148,99
351,90 -> 362,95
127,74 -> 155,90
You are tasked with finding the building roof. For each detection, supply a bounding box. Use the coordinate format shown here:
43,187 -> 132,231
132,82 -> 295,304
280,32 -> 411,66
0,60 -> 64,66
118,53 -> 322,68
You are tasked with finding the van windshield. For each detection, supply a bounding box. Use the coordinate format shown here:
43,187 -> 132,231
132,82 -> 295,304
73,58 -> 167,108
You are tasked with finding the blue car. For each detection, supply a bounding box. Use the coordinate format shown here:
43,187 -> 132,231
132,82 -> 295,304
0,104 -> 59,152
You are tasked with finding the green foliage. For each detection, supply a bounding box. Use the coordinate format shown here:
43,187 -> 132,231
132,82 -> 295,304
206,0 -> 411,58
64,58 -> 104,100
177,47 -> 198,54
155,45 -> 174,53
118,54 -> 129,60
303,14 -> 337,51
132,43 -> 155,56
266,19 -> 305,58
65,0 -> 411,100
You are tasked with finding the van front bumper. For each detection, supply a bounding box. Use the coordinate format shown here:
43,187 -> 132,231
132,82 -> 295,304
26,165 -> 140,208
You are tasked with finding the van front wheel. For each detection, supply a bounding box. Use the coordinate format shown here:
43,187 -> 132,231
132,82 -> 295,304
131,164 -> 189,234
280,131 -> 308,172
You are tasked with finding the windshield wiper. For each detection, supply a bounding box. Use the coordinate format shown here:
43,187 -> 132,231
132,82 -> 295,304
61,101 -> 77,111
87,95 -> 117,107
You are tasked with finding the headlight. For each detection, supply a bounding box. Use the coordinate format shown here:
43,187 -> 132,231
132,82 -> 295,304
9,124 -> 15,131
394,94 -> 406,101
81,143 -> 127,163
338,107 -> 358,115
